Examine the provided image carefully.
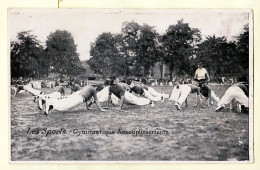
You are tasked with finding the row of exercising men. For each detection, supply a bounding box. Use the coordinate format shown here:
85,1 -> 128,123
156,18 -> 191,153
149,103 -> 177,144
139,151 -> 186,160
40,79 -> 168,115
169,79 -> 248,113
14,77 -> 249,114
169,81 -> 220,111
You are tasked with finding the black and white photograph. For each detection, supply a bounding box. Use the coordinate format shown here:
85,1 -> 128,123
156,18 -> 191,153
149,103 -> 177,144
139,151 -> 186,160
9,9 -> 253,162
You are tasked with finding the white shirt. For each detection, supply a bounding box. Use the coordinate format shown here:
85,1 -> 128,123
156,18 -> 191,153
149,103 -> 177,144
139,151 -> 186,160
195,68 -> 208,80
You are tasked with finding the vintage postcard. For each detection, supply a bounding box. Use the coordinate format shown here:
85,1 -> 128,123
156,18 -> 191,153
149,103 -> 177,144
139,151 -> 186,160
8,9 -> 253,162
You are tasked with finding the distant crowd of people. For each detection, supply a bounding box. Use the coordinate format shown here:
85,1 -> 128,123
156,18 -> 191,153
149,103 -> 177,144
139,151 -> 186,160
11,72 -> 244,90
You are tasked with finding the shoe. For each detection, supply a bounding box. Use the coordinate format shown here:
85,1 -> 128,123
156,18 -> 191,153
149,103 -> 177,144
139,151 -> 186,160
215,105 -> 224,112
175,102 -> 181,111
241,105 -> 249,114
150,101 -> 154,107
161,96 -> 164,102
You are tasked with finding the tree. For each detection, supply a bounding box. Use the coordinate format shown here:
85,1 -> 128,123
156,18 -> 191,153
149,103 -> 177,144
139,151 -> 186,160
121,21 -> 161,77
113,34 -> 130,76
11,31 -> 45,78
236,24 -> 249,72
137,24 -> 161,76
88,32 -> 127,78
121,21 -> 141,76
45,30 -> 83,77
162,19 -> 201,79
155,35 -> 165,79
196,35 -> 237,79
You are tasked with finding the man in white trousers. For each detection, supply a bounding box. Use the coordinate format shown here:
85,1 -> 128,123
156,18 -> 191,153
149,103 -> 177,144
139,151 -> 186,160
129,80 -> 169,100
146,86 -> 169,100
37,86 -> 65,110
87,80 -> 130,108
169,82 -> 203,110
129,83 -> 163,103
215,81 -> 249,113
14,83 -> 43,102
44,85 -> 106,115
106,79 -> 154,110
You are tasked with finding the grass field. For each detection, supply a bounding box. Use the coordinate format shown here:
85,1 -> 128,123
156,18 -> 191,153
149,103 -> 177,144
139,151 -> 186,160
10,85 -> 249,161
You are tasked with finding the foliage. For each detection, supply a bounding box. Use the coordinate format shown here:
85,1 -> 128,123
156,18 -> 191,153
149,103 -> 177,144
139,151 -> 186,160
45,30 -> 82,76
195,24 -> 249,80
11,31 -> 45,78
11,22 -> 249,81
236,24 -> 249,71
121,21 -> 141,76
89,21 -> 162,77
88,32 -> 126,78
162,19 -> 201,78
195,35 -> 238,79
137,24 -> 160,76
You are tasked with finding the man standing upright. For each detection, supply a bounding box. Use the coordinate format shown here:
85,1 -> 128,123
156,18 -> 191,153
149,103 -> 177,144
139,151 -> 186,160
194,62 -> 210,85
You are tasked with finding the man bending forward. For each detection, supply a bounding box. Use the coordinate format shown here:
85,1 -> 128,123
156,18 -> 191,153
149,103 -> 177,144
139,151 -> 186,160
44,85 -> 106,115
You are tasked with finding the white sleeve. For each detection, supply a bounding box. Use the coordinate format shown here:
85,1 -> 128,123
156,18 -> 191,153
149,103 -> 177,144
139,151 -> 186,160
194,69 -> 198,78
204,68 -> 208,74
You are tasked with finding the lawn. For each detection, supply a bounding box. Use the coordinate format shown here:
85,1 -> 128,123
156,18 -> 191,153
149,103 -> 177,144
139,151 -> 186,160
10,85 -> 250,161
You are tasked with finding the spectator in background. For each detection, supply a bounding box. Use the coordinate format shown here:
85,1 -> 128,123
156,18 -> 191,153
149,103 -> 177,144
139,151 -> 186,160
80,80 -> 83,87
74,77 -> 80,85
194,62 -> 210,86
16,77 -> 23,85
221,76 -> 225,86
54,78 -> 59,87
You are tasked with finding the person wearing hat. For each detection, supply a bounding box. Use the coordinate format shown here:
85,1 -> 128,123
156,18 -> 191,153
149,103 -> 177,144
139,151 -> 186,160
194,62 -> 210,85
169,81 -> 203,110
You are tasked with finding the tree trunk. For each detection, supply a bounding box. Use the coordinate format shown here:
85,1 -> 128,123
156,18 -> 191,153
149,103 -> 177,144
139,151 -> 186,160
169,69 -> 173,80
160,61 -> 163,79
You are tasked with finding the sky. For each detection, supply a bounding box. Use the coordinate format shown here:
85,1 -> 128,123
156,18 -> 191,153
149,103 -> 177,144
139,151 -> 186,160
8,9 -> 250,61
